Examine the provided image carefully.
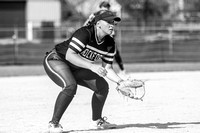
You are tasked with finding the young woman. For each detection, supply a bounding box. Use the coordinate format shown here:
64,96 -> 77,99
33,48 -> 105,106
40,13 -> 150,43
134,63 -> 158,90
43,10 -> 123,132
84,1 -> 126,75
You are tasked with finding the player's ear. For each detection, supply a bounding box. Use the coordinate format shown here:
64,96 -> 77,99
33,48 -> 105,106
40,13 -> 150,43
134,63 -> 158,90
96,21 -> 101,27
96,21 -> 100,25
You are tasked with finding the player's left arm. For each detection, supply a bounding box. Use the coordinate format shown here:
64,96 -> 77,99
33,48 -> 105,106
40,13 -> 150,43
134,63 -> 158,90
103,62 -> 123,84
102,36 -> 123,83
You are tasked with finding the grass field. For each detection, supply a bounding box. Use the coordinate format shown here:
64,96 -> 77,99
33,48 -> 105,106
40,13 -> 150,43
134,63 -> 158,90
0,63 -> 200,133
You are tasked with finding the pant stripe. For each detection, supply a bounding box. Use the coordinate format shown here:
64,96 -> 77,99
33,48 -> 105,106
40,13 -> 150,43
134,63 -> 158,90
45,52 -> 67,88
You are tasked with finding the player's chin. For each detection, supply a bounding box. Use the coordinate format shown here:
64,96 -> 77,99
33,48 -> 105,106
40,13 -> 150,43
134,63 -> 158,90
108,30 -> 113,35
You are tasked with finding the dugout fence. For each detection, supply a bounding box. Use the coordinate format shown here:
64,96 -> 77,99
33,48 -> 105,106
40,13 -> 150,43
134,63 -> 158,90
0,24 -> 200,65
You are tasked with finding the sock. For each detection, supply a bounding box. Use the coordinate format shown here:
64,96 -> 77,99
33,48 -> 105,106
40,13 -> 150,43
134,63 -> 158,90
92,92 -> 107,121
51,91 -> 73,123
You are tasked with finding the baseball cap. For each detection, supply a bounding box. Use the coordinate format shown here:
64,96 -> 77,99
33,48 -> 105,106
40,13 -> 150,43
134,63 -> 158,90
94,10 -> 121,24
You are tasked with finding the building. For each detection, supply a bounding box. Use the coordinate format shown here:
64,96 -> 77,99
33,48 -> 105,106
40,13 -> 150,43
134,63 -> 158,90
0,0 -> 61,40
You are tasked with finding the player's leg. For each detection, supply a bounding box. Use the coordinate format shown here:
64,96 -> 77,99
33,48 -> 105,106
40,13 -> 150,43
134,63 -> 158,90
73,68 -> 108,119
73,68 -> 117,129
43,50 -> 77,132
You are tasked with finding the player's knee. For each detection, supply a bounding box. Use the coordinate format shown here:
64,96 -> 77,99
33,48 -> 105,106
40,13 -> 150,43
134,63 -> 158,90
96,78 -> 109,96
62,83 -> 77,97
98,87 -> 109,97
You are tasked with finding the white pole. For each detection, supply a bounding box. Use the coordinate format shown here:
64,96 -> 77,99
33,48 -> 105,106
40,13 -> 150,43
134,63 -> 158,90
27,21 -> 33,41
168,27 -> 173,55
179,0 -> 185,21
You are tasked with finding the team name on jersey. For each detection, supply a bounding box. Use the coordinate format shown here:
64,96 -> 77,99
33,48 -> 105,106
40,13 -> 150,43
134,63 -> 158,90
80,49 -> 102,61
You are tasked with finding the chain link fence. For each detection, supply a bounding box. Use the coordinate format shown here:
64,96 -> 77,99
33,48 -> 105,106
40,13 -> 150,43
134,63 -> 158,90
0,23 -> 200,65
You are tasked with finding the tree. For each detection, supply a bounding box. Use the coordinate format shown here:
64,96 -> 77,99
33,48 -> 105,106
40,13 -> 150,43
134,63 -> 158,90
143,0 -> 169,26
60,0 -> 85,21
193,0 -> 200,12
116,0 -> 169,26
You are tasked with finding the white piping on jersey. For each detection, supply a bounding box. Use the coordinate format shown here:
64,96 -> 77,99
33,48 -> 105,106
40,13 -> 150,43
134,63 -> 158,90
86,45 -> 115,56
45,52 -> 66,88
72,37 -> 85,48
105,52 -> 115,57
103,57 -> 114,62
70,42 -> 82,52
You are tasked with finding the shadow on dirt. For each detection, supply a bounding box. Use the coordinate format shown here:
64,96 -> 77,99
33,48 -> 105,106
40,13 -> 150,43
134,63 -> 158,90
116,121 -> 200,129
64,121 -> 200,132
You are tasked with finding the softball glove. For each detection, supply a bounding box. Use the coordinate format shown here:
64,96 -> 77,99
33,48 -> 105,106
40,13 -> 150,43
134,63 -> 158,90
116,79 -> 145,100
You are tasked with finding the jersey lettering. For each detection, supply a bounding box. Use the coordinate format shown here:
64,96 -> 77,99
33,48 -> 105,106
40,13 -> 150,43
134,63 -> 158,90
80,49 -> 102,61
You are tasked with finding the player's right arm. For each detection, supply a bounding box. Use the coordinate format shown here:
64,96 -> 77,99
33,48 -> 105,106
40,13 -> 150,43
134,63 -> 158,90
66,48 -> 91,69
65,28 -> 90,68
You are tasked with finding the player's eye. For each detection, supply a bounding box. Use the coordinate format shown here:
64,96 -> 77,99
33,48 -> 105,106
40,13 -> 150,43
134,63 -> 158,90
107,20 -> 118,26
107,20 -> 115,25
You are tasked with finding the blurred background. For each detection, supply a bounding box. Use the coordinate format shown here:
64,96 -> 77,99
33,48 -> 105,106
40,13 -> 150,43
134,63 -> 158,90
0,0 -> 200,65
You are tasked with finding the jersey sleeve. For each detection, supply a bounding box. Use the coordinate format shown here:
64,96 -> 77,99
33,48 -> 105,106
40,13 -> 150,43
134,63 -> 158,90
68,28 -> 90,53
102,50 -> 115,64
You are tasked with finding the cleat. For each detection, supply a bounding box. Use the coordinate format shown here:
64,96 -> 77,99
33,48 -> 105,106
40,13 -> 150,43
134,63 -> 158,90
94,117 -> 117,129
48,121 -> 63,133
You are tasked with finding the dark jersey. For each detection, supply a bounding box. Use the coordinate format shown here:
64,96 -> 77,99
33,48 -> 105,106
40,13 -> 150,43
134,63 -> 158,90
55,25 -> 116,64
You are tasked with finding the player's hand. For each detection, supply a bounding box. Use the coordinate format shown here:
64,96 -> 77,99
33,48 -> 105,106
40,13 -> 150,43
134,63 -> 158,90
90,64 -> 107,77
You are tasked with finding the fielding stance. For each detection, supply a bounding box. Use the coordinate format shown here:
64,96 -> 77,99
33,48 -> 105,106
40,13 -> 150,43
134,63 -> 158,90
43,10 -> 124,132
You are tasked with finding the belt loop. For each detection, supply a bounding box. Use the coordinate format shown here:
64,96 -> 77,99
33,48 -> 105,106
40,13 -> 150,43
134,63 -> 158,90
46,48 -> 55,55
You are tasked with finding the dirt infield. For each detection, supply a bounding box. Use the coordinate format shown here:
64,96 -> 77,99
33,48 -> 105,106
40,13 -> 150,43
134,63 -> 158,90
0,71 -> 200,133
1,62 -> 200,77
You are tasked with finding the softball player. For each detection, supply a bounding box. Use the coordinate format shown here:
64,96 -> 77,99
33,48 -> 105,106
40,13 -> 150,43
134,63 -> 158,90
83,1 -> 126,75
43,10 -> 123,132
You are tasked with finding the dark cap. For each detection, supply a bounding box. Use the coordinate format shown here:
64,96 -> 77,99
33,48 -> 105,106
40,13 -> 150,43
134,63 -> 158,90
94,10 -> 121,24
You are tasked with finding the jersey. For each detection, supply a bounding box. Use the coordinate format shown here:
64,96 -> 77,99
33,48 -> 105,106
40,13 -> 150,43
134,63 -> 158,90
55,25 -> 116,64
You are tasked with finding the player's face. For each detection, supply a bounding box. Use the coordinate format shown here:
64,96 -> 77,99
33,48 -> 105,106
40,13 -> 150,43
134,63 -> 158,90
100,20 -> 117,35
100,7 -> 109,10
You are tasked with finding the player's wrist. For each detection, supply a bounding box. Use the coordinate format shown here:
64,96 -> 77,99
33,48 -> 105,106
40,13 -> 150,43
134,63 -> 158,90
117,79 -> 124,85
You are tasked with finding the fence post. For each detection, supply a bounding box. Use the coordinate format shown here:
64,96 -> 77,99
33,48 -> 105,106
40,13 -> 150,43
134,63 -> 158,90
117,26 -> 122,52
13,27 -> 18,64
168,27 -> 173,55
27,21 -> 33,41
